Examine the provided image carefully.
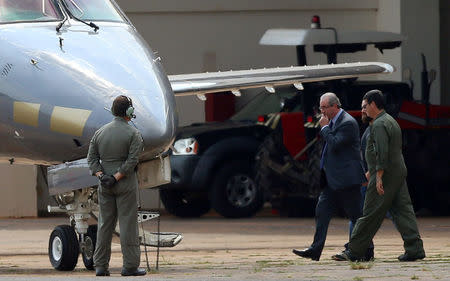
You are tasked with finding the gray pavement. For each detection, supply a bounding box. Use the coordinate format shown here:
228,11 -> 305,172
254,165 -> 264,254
0,213 -> 449,280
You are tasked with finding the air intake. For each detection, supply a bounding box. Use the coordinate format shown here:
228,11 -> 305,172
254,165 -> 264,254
1,63 -> 13,77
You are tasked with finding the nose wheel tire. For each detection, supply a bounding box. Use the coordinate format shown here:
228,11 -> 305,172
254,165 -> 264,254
81,225 -> 97,270
48,225 -> 79,271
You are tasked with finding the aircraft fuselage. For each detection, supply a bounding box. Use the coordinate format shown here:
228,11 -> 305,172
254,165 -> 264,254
0,21 -> 177,164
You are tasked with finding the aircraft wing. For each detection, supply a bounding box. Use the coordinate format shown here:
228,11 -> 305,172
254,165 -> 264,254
169,62 -> 393,97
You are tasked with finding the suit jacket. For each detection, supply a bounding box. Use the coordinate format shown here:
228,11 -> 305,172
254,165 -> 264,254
361,126 -> 370,172
320,110 -> 365,190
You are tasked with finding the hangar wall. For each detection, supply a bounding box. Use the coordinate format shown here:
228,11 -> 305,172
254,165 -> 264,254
376,0 -> 402,82
440,0 -> 450,105
117,0 -> 381,126
0,164 -> 37,217
400,0 -> 441,104
115,0 -> 382,212
377,0 -> 441,104
0,0 -> 444,217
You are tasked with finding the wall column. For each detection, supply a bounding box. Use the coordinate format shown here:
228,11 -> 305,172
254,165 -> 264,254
0,164 -> 37,217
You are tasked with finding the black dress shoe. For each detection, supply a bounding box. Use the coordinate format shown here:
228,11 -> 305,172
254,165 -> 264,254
292,248 -> 320,261
95,269 -> 110,276
331,250 -> 359,262
398,252 -> 425,261
121,267 -> 147,276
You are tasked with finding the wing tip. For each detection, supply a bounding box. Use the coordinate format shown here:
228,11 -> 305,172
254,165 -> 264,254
375,62 -> 395,73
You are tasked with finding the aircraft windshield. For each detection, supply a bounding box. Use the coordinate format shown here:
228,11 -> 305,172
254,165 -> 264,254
0,0 -> 63,23
62,0 -> 124,22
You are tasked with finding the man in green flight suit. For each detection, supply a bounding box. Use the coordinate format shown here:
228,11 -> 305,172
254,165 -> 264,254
87,95 -> 146,276
333,89 -> 425,262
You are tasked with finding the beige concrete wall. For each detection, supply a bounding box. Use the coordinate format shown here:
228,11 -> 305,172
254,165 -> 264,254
2,0 -> 445,215
440,0 -> 450,105
0,164 -> 37,217
378,0 -> 442,104
112,0 -> 381,206
116,0 -> 379,125
400,0 -> 441,104
377,0 -> 402,82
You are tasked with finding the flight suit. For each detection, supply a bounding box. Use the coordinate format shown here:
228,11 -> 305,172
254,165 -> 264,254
348,111 -> 424,258
87,117 -> 144,271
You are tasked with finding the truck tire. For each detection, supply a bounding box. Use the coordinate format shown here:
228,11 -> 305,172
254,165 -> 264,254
210,160 -> 263,218
160,188 -> 211,217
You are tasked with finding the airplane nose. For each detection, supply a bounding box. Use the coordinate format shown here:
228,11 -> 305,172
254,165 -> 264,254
5,22 -> 178,162
129,87 -> 177,160
89,27 -> 178,160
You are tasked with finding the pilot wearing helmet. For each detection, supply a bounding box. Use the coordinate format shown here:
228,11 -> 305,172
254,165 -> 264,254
87,95 -> 146,276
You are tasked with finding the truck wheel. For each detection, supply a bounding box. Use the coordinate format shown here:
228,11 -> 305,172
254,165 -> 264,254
160,188 -> 211,217
81,225 -> 97,270
210,160 -> 263,218
49,225 -> 79,271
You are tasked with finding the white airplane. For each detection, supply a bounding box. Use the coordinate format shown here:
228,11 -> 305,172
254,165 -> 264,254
0,0 -> 393,271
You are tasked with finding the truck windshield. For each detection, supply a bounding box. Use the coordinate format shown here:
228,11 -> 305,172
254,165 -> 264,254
62,0 -> 124,22
0,0 -> 63,23
230,87 -> 298,121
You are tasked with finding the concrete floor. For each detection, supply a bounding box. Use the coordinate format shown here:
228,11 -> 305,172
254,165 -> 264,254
0,212 -> 449,280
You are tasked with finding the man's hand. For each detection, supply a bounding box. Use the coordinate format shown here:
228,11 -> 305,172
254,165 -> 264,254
376,170 -> 384,195
376,177 -> 384,195
99,174 -> 117,188
319,115 -> 330,128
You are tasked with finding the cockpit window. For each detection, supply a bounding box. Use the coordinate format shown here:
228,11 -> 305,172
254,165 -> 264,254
0,0 -> 63,23
62,0 -> 124,22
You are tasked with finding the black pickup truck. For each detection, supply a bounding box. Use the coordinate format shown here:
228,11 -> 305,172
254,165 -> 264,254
160,88 -> 298,218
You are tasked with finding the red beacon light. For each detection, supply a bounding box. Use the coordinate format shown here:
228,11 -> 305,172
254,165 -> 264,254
257,115 -> 266,123
311,15 -> 321,29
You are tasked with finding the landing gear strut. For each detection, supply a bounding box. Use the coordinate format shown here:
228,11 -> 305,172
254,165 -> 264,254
47,188 -> 183,271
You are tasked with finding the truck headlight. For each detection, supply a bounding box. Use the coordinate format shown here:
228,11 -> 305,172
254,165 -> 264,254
172,138 -> 198,155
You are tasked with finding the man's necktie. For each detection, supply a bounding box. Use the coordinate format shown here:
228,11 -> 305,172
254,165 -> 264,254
320,121 -> 333,170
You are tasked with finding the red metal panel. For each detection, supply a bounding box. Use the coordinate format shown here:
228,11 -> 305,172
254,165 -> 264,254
398,101 -> 450,129
205,93 -> 235,122
280,112 -> 307,160
347,110 -> 362,118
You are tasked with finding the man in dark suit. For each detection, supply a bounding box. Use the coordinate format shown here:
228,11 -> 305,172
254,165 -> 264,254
293,92 -> 365,261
